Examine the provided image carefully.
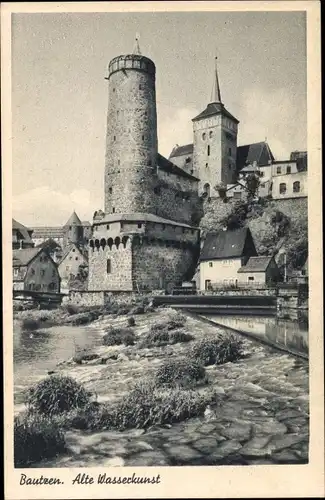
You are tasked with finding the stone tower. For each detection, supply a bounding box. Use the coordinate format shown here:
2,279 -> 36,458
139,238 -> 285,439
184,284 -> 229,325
192,56 -> 239,195
88,45 -> 200,292
63,211 -> 83,247
105,54 -> 158,214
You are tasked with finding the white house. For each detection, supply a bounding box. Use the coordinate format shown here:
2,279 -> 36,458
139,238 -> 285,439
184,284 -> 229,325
199,227 -> 258,290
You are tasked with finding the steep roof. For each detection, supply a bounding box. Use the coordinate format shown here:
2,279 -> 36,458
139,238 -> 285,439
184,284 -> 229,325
157,153 -> 199,181
237,142 -> 275,172
12,219 -> 34,242
59,243 -> 88,265
200,227 -> 254,261
13,248 -> 43,266
169,144 -> 194,158
238,255 -> 275,273
64,211 -> 82,227
192,102 -> 239,124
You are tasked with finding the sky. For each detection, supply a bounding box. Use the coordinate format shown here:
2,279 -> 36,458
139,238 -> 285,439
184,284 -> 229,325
11,10 -> 307,226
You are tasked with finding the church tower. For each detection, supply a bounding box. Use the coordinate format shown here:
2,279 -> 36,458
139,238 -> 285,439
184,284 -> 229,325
192,56 -> 239,195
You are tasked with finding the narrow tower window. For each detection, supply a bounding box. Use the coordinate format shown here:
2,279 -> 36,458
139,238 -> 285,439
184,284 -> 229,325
209,131 -> 213,138
207,145 -> 210,156
107,259 -> 111,274
113,136 -> 116,141
142,135 -> 145,141
112,207 -> 115,213
228,147 -> 232,156
109,187 -> 112,194
202,133 -> 206,140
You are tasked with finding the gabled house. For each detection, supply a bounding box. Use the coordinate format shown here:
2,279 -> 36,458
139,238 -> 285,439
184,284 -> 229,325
237,256 -> 280,285
13,248 -> 60,292
36,238 -> 63,263
200,227 -> 257,290
12,219 -> 34,249
58,243 -> 88,289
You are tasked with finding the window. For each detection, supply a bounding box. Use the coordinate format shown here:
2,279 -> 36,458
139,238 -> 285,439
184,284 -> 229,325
107,259 -> 111,274
279,183 -> 287,194
120,222 -> 124,229
72,248 -> 75,252
185,157 -> 191,164
142,135 -> 144,141
209,131 -> 213,138
113,136 -> 116,141
276,166 -> 282,174
207,145 -> 210,156
228,147 -> 232,156
234,192 -> 242,200
106,224 -> 110,230
248,276 -> 255,282
112,207 -> 115,213
293,181 -> 300,193
228,163 -> 232,169
75,257 -> 78,261
260,172 -> 264,177
202,133 -> 206,140
112,88 -> 115,92
118,159 -> 120,165
205,163 -> 208,168
154,186 -> 160,195
40,269 -> 45,277
109,187 -> 112,194
147,159 -> 152,166
31,268 -> 35,275
286,165 -> 291,174
205,280 -> 212,290
139,84 -> 142,90
13,268 -> 19,277
209,262 -> 213,268
137,223 -> 142,229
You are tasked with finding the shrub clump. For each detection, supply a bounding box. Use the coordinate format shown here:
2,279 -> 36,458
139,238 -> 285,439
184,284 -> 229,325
140,313 -> 191,348
26,375 -> 91,416
104,380 -> 210,430
73,350 -> 99,364
190,335 -> 244,366
21,318 -> 41,331
103,326 -> 136,346
154,358 -> 207,388
14,413 -> 66,467
127,316 -> 136,327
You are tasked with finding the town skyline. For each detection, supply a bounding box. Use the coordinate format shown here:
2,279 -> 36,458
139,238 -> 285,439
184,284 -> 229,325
12,11 -> 307,226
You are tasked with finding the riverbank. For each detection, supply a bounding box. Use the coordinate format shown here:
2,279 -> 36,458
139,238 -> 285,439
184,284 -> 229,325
15,305 -> 309,467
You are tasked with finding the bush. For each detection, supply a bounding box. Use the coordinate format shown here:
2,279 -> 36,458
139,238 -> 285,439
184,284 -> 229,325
168,330 -> 194,344
73,350 -> 99,364
127,316 -> 136,327
140,328 -> 169,348
14,414 -> 66,467
62,303 -> 80,315
21,318 -> 41,331
154,358 -> 207,388
26,375 -> 91,416
151,313 -> 186,333
190,335 -> 244,366
103,327 -> 136,346
108,380 -> 211,430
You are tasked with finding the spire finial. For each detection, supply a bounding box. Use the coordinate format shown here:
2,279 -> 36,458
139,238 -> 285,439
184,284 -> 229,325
214,53 -> 222,104
133,33 -> 141,55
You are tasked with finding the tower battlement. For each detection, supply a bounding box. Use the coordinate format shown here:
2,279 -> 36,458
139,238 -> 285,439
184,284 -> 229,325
108,54 -> 156,80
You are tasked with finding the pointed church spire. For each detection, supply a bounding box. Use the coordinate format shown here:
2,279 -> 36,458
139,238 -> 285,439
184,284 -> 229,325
213,55 -> 222,104
133,33 -> 141,55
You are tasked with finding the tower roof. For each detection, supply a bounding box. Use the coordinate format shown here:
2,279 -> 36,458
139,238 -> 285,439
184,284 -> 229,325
213,56 -> 222,104
193,55 -> 239,124
192,102 -> 239,123
64,211 -> 82,227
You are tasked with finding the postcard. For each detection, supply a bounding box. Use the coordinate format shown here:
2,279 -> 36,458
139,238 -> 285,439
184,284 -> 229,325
2,1 -> 324,498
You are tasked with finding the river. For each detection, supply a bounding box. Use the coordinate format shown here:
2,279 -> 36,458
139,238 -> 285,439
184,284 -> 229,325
13,320 -> 103,410
204,310 -> 308,358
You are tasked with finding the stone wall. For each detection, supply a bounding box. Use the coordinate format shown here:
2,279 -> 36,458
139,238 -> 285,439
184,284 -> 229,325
132,240 -> 198,291
62,291 -> 106,307
88,243 -> 133,291
155,178 -> 200,225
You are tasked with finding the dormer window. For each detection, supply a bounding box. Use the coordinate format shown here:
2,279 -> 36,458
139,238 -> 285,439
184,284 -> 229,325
185,157 -> 191,164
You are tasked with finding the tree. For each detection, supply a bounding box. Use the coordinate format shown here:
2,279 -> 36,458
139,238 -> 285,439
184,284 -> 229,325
245,173 -> 260,201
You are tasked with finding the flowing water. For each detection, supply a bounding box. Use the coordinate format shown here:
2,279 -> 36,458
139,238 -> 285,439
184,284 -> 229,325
13,320 -> 103,410
204,309 -> 308,357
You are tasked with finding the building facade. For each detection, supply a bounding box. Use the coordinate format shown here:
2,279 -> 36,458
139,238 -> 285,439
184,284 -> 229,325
13,248 -> 60,292
58,243 -> 88,290
199,227 -> 257,290
12,219 -> 35,249
88,51 -> 200,292
237,256 -> 280,285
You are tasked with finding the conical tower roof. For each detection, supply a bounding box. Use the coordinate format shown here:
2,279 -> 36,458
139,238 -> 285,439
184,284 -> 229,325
64,210 -> 82,227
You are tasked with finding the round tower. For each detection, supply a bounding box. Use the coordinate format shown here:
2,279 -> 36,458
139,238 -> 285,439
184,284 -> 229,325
63,211 -> 83,246
104,54 -> 158,214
